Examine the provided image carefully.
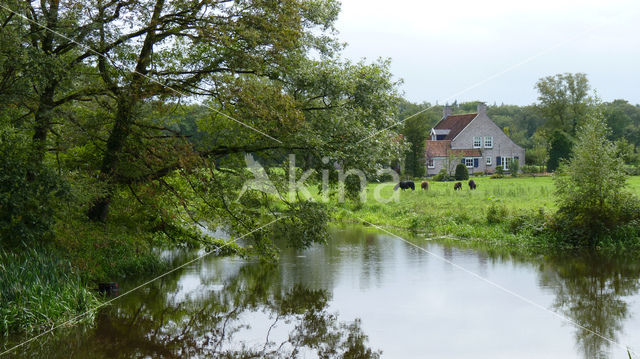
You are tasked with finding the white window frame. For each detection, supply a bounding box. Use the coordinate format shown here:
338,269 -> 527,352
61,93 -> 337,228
427,159 -> 435,168
484,136 -> 493,148
502,156 -> 511,170
473,136 -> 482,148
486,156 -> 492,166
464,158 -> 474,168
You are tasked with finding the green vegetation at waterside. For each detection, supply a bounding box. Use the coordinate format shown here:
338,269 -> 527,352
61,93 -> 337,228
0,247 -> 99,336
330,176 -> 640,253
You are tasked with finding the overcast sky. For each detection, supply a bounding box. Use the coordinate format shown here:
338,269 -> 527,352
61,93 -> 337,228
334,0 -> 640,106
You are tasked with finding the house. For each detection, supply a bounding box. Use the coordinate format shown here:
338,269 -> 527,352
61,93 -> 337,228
425,103 -> 525,176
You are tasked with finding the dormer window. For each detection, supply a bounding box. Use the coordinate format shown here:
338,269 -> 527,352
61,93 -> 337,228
484,136 -> 493,148
473,136 -> 482,148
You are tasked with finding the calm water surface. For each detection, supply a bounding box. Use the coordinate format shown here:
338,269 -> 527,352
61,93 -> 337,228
5,226 -> 640,358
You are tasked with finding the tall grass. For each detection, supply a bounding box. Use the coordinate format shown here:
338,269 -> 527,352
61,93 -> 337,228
0,247 -> 99,336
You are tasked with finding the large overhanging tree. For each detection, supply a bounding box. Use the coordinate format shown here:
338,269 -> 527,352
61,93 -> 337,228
1,0 -> 405,252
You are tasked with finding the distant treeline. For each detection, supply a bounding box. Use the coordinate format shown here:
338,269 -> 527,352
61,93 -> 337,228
397,73 -> 640,177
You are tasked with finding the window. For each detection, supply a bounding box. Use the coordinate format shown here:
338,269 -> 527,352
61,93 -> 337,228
503,156 -> 511,170
473,136 -> 482,148
484,136 -> 493,148
465,158 -> 474,168
427,159 -> 435,168
486,156 -> 492,166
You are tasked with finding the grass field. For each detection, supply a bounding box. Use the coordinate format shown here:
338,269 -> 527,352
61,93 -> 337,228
330,175 -> 640,250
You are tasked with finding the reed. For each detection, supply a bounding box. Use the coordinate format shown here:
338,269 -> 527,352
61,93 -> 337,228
0,247 -> 99,336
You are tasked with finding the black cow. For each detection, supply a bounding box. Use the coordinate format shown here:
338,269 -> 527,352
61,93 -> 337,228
453,182 -> 462,190
394,181 -> 415,191
468,180 -> 477,190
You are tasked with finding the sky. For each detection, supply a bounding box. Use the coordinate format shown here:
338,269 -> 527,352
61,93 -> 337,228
334,0 -> 640,106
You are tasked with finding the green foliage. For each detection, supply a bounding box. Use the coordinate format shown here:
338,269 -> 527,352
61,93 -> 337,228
614,137 -> 638,165
495,166 -> 505,175
433,168 -> 452,182
397,100 -> 440,177
535,73 -> 592,135
623,165 -> 640,176
270,201 -> 329,250
0,122 -> 64,246
510,158 -> 520,177
552,109 -> 640,245
0,247 -> 99,335
547,130 -> 573,172
486,202 -> 508,224
508,209 -> 547,235
455,163 -> 469,180
603,99 -> 640,148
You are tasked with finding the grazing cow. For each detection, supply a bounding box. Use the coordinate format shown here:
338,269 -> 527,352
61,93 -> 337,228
394,181 -> 415,191
454,182 -> 462,190
468,179 -> 477,190
421,181 -> 429,190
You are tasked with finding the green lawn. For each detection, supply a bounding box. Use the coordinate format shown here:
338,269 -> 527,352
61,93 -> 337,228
329,175 -> 640,249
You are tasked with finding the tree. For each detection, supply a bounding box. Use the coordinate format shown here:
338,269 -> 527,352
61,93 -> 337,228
443,152 -> 463,176
1,0 -> 404,255
397,100 -> 439,177
547,130 -> 573,172
552,108 -> 640,244
82,0 -> 343,221
527,131 -> 549,169
0,0 -> 109,163
455,163 -> 469,180
535,73 -> 592,135
0,118 -> 62,245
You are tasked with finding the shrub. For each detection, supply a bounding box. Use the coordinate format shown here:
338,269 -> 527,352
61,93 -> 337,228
508,209 -> 547,235
495,165 -> 504,175
433,168 -> 451,182
510,158 -> 520,177
551,109 -> 640,245
522,165 -> 539,174
486,203 -> 508,224
623,165 -> 640,176
455,163 -> 469,180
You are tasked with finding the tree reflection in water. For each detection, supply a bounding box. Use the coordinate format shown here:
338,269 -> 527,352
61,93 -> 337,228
8,230 -> 640,359
539,252 -> 640,359
10,259 -> 380,359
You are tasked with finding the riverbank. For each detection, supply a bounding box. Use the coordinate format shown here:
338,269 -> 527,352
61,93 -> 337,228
4,175 -> 640,340
331,176 -> 640,253
0,219 -> 171,337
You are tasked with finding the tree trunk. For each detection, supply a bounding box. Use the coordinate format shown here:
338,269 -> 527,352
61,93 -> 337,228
88,96 -> 135,221
88,0 -> 165,221
32,85 -> 55,163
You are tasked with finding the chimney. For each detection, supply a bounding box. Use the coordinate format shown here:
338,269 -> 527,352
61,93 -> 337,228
477,102 -> 487,115
443,105 -> 452,118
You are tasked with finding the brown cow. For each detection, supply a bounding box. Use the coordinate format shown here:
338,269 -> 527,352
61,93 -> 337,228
454,182 -> 462,190
421,181 -> 429,190
468,180 -> 477,190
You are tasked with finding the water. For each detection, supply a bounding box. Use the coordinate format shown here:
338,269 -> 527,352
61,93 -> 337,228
4,226 -> 640,358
